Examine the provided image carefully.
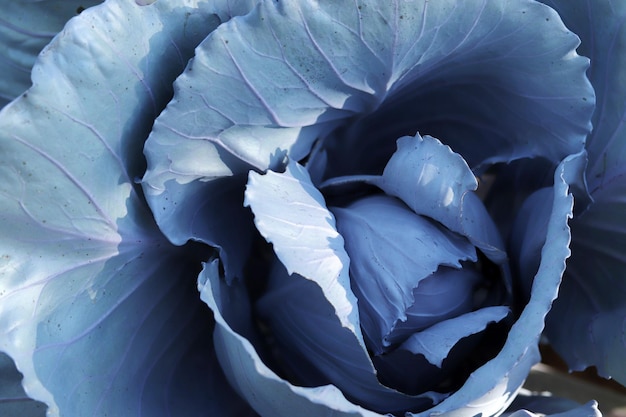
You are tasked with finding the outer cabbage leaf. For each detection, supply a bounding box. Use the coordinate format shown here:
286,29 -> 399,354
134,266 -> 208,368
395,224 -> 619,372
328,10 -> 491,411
0,352 -> 47,416
547,178 -> 626,383
506,399 -> 601,417
142,0 -> 593,279
0,1 -> 253,415
0,0 -> 102,106
319,0 -> 593,178
539,0 -> 626,189
536,0 -> 626,385
505,390 -> 601,417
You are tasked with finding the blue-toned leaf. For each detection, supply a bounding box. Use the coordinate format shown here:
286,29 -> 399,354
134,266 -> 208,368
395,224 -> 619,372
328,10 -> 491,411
389,267 -> 482,346
546,174 -> 626,384
331,194 -> 477,353
399,306 -> 510,368
244,160 -> 361,338
409,344 -> 540,417
536,0 -> 626,387
143,0 -> 593,277
0,0 -> 102,106
146,173 -> 257,282
509,187 -> 554,296
371,302 -> 508,396
319,0 -> 593,178
374,134 -> 508,267
539,0 -> 626,192
409,153 -> 583,417
506,390 -> 600,417
198,259 -> 389,417
482,158 -> 568,246
506,398 -> 601,417
255,261 -> 445,415
376,134 -> 478,222
0,1 -> 253,415
0,352 -> 47,416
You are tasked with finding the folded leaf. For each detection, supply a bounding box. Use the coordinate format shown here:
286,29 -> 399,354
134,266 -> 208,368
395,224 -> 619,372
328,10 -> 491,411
389,267 -> 482,346
372,304 -> 509,396
537,0 -> 626,386
244,160 -> 450,412
399,306 -> 510,368
244,160 -> 360,338
373,134 -> 509,266
376,134 -> 478,218
198,259 -> 390,417
0,0 -> 102,106
506,399 -> 601,417
255,262 -> 445,414
320,0 -> 594,178
0,1 -> 252,415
